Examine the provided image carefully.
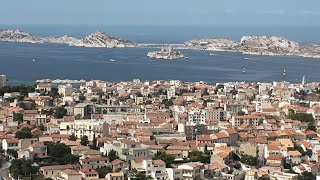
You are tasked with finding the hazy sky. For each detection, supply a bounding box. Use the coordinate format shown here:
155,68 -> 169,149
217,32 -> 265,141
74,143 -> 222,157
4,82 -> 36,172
1,0 -> 320,26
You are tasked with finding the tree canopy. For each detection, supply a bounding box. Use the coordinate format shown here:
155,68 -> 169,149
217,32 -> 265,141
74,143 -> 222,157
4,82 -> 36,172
15,127 -> 32,139
289,112 -> 314,122
80,135 -> 89,146
153,151 -> 175,168
68,134 -> 77,141
45,142 -> 79,165
10,159 -> 38,179
54,106 -> 67,118
96,167 -> 112,178
13,113 -> 23,124
240,154 -> 257,166
108,149 -> 119,162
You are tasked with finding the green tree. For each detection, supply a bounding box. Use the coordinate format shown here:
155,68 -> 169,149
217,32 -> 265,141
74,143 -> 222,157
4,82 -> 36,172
92,134 -> 97,147
298,172 -> 315,180
46,142 -> 71,158
108,149 -> 119,162
96,167 -> 112,178
54,107 -> 67,118
80,135 -> 89,146
259,175 -> 271,180
7,149 -> 18,158
90,98 -> 97,103
289,113 -> 314,122
306,122 -> 317,131
237,111 -> 246,116
15,127 -> 32,139
68,134 -> 77,141
19,101 -> 36,110
135,173 -> 153,180
79,95 -> 86,102
233,162 -> 241,169
201,88 -> 209,96
10,159 -> 39,179
38,124 -> 45,131
153,151 -> 175,168
45,142 -> 79,165
240,155 -> 257,166
13,113 -> 23,124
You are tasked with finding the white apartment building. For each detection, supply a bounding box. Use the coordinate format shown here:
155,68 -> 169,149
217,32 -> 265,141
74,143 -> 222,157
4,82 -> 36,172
59,119 -> 109,141
0,74 -> 7,87
231,115 -> 260,127
143,160 -> 168,180
58,84 -> 73,97
102,138 -> 150,162
167,86 -> 176,99
187,110 -> 206,125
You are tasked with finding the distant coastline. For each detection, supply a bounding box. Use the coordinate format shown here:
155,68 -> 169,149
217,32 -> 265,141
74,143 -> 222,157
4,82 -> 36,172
1,28 -> 320,59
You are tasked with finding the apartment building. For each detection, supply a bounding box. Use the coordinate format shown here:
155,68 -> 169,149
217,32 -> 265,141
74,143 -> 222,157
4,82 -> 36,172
59,119 -> 109,141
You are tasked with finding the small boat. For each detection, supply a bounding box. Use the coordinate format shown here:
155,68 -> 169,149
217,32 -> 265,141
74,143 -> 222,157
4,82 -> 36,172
209,53 -> 216,56
244,57 -> 250,60
109,59 -> 117,62
32,59 -> 36,62
283,69 -> 286,76
242,67 -> 246,73
184,57 -> 190,59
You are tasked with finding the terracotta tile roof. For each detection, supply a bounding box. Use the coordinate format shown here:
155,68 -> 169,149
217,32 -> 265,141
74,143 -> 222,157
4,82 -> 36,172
40,164 -> 74,170
62,169 -> 80,175
111,159 -> 123,166
215,132 -> 228,139
267,144 -> 280,151
288,150 -> 302,156
6,138 -> 19,143
80,157 -> 109,162
167,146 -> 190,151
267,154 -> 283,160
107,172 -> 123,177
71,145 -> 90,151
83,150 -> 102,155
153,159 -> 165,165
30,142 -> 46,148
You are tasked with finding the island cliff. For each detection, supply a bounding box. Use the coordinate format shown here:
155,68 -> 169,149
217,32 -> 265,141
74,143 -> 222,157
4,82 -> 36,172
0,29 -> 136,48
185,35 -> 320,58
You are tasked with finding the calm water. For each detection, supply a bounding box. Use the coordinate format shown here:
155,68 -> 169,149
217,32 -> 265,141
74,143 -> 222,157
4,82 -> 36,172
0,25 -> 320,84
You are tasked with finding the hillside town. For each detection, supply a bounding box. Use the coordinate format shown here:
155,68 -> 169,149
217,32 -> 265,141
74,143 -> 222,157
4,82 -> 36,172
1,76 -> 320,180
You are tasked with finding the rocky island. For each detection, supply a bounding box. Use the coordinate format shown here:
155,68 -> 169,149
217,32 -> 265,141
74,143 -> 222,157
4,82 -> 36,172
185,35 -> 320,58
147,46 -> 185,60
0,29 -> 136,48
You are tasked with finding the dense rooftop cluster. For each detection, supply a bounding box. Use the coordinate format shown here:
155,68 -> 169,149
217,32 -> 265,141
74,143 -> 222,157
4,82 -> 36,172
1,78 -> 320,180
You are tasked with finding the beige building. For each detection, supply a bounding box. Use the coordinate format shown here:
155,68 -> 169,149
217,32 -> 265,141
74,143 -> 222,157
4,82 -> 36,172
59,119 -> 109,141
177,162 -> 204,180
106,172 -> 124,180
102,138 -> 151,162
231,115 -> 259,127
40,165 -> 74,179
239,142 -> 257,157
57,169 -> 82,180
0,74 -> 7,87
79,157 -> 109,169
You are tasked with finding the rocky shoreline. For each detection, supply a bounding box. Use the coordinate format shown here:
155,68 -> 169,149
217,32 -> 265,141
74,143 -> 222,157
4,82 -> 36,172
185,35 -> 320,59
0,29 -> 136,48
1,29 -> 320,58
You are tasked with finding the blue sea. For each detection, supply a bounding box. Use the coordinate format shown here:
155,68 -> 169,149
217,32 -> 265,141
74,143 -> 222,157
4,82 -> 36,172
1,25 -> 320,84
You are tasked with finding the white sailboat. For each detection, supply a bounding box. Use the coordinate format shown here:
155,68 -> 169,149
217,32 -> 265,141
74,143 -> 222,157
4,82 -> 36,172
242,67 -> 246,73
